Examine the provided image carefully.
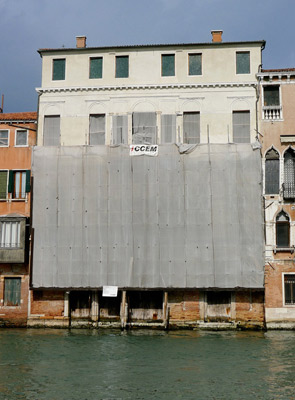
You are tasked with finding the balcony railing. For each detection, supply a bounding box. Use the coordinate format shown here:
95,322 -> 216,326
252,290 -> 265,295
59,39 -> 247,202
263,106 -> 282,120
283,182 -> 295,199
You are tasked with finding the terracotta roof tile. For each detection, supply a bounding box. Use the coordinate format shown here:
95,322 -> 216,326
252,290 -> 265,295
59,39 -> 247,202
0,112 -> 37,121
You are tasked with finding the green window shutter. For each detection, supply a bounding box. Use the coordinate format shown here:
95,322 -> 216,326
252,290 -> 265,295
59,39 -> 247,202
25,170 -> 31,193
53,59 -> 66,80
4,278 -> 21,306
189,54 -> 202,75
0,171 -> 8,199
8,170 -> 14,193
116,56 -> 129,78
236,52 -> 250,74
90,57 -> 102,79
162,54 -> 175,76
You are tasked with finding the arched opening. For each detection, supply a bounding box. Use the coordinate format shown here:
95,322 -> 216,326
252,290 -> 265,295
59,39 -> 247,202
284,148 -> 295,199
276,210 -> 290,248
265,148 -> 280,194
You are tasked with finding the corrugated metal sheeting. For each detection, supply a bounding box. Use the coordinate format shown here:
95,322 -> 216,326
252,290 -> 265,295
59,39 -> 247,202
32,144 -> 264,289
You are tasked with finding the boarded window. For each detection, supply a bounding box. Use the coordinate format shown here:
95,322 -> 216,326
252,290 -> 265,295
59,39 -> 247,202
0,221 -> 21,248
265,149 -> 280,194
89,114 -> 105,145
0,171 -> 8,200
112,115 -> 128,145
15,130 -> 28,146
4,278 -> 21,306
89,57 -> 102,79
52,59 -> 65,80
233,111 -> 250,143
189,54 -> 202,75
284,274 -> 295,305
183,112 -> 200,144
161,115 -> 176,143
0,130 -> 9,146
264,86 -> 280,106
43,116 -> 60,146
132,112 -> 157,144
236,52 -> 250,74
116,56 -> 129,78
162,54 -> 175,76
276,211 -> 289,248
284,149 -> 295,199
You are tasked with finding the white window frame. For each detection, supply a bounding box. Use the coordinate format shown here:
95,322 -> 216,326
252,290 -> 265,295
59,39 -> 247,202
11,169 -> 27,201
0,129 -> 9,147
262,84 -> 283,121
15,129 -> 28,147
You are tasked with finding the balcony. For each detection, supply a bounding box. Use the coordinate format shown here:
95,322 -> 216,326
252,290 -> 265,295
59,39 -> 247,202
263,106 -> 282,120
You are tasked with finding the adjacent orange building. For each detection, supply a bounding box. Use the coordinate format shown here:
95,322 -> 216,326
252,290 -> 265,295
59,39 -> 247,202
0,112 -> 36,326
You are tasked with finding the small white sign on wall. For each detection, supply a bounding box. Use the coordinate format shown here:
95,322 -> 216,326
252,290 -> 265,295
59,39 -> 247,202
102,286 -> 118,297
130,144 -> 158,156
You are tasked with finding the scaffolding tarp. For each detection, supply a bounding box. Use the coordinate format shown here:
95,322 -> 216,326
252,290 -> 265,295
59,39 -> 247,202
32,144 -> 264,289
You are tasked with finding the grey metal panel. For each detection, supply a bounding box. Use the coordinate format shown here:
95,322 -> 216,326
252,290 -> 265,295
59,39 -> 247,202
32,144 -> 264,289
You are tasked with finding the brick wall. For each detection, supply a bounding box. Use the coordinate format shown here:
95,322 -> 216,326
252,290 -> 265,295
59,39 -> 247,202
265,261 -> 295,308
235,290 -> 264,323
168,291 -> 200,321
30,290 -> 65,317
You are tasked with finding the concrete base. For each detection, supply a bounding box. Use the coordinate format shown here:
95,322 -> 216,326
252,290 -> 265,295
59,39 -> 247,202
266,321 -> 295,330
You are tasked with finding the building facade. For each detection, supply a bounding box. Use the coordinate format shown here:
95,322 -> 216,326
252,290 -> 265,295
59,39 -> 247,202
258,68 -> 295,328
29,32 -> 265,329
0,112 -> 37,326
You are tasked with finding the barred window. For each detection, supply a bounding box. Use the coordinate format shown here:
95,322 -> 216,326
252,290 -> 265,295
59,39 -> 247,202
284,149 -> 295,199
265,149 -> 280,194
284,275 -> 295,305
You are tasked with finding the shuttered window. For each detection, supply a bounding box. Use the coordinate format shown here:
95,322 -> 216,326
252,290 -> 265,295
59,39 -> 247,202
116,56 -> 129,78
236,52 -> 250,74
284,275 -> 295,305
43,116 -> 60,146
132,112 -> 157,144
0,221 -> 21,248
183,112 -> 200,144
265,149 -> 280,194
189,54 -> 202,75
284,149 -> 295,199
4,278 -> 21,306
0,171 -> 8,200
161,115 -> 176,143
233,111 -> 250,143
162,54 -> 175,76
52,59 -> 65,80
7,170 -> 30,199
89,57 -> 102,79
89,114 -> 105,145
276,211 -> 289,248
112,115 -> 128,145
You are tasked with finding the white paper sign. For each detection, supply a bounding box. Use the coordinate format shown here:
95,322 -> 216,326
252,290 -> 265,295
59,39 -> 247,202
102,286 -> 118,297
130,144 -> 158,156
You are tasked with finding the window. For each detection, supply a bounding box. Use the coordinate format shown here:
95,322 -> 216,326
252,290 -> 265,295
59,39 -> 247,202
162,54 -> 175,77
0,171 -> 8,200
161,115 -> 176,143
52,59 -> 65,80
15,130 -> 28,146
112,115 -> 128,145
183,112 -> 200,144
8,170 -> 30,200
284,274 -> 295,305
4,278 -> 21,306
0,130 -> 9,146
283,149 -> 295,199
89,114 -> 105,145
276,211 -> 290,248
132,112 -> 157,144
189,54 -> 202,75
89,57 -> 102,79
236,51 -> 250,74
0,221 -> 21,248
265,149 -> 280,195
263,85 -> 281,120
116,56 -> 129,78
233,111 -> 250,143
43,115 -> 60,146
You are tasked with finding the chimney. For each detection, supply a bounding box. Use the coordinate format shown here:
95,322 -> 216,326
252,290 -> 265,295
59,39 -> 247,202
211,30 -> 223,43
76,36 -> 87,48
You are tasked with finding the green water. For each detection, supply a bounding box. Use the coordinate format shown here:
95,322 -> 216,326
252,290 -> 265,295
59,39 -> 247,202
0,329 -> 295,400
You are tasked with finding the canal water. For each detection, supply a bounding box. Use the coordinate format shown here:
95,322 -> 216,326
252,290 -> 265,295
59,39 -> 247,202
0,329 -> 295,400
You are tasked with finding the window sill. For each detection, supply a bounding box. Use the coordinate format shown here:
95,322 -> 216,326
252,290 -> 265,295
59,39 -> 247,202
274,247 -> 294,254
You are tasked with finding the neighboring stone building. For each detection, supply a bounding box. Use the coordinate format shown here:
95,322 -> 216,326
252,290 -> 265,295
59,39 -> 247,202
258,68 -> 295,328
0,112 -> 37,326
29,31 -> 265,329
